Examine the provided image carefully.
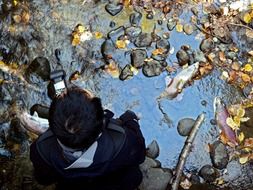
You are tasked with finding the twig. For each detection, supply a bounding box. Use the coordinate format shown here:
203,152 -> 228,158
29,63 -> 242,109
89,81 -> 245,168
228,23 -> 253,31
169,113 -> 205,190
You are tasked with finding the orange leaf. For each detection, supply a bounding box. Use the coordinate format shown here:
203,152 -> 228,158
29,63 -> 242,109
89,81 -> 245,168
241,73 -> 251,82
152,48 -> 166,56
219,51 -> 226,62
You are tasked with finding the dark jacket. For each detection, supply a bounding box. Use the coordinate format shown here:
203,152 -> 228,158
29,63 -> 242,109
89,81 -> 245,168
30,110 -> 146,190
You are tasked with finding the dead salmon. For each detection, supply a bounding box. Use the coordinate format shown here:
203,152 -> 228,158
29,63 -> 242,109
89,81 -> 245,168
159,62 -> 199,99
213,97 -> 238,146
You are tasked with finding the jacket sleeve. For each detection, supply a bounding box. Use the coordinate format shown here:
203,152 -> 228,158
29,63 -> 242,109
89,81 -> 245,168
30,141 -> 58,185
113,110 -> 146,166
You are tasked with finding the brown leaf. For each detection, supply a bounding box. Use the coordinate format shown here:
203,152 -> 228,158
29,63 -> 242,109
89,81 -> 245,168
219,51 -> 226,62
231,62 -> 240,71
244,138 -> 253,148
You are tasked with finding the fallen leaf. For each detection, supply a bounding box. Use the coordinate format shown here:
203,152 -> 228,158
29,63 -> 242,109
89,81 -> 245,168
176,23 -> 183,32
239,155 -> 249,164
244,138 -> 253,148
241,73 -> 251,82
243,13 -> 252,24
152,48 -> 166,55
94,31 -> 103,39
226,117 -> 238,130
216,178 -> 225,185
240,117 -> 250,122
115,40 -> 127,49
220,131 -> 229,145
231,62 -> 240,71
105,61 -> 120,78
243,63 -> 253,72
219,51 -> 226,62
221,71 -> 229,80
77,24 -> 85,33
180,178 -> 192,189
237,107 -> 245,117
238,132 -> 245,143
130,66 -> 138,75
249,50 -> 253,56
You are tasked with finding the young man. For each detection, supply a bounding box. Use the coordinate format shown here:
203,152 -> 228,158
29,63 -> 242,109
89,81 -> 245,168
20,87 -> 146,190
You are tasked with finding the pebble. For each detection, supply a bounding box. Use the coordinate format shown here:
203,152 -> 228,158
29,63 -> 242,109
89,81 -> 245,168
119,64 -> 133,81
176,49 -> 190,66
131,49 -> 147,68
177,118 -> 195,136
183,23 -> 194,35
129,11 -> 142,26
210,140 -> 229,170
105,3 -> 123,16
134,33 -> 153,47
142,60 -> 167,77
146,140 -> 160,159
199,165 -> 219,183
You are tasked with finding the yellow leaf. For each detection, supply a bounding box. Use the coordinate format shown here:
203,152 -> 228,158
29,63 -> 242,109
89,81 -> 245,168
10,62 -> 18,69
152,48 -> 166,56
236,107 -> 245,117
243,63 -> 253,72
130,66 -> 138,75
241,73 -> 251,82
13,0 -> 18,6
72,37 -> 80,46
77,25 -> 85,33
239,155 -> 249,164
233,116 -> 241,126
105,61 -> 120,78
240,117 -> 250,122
226,117 -> 238,130
115,40 -> 127,49
176,23 -> 183,32
238,132 -> 245,143
94,32 -> 103,39
243,13 -> 252,24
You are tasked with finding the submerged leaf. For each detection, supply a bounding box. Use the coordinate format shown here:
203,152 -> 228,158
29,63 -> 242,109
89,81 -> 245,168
226,117 -> 238,130
243,13 -> 252,24
115,40 -> 127,49
243,64 -> 253,72
94,31 -> 103,39
176,23 -> 183,32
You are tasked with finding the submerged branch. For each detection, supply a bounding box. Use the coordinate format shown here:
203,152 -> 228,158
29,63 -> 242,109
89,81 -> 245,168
170,113 -> 205,190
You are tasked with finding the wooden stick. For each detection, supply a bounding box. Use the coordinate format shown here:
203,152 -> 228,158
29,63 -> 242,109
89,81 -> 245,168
170,113 -> 205,190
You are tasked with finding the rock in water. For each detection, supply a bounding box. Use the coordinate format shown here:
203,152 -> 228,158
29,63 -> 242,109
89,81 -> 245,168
105,3 -> 123,16
131,49 -> 147,68
142,60 -> 167,77
134,33 -> 152,47
210,140 -> 229,169
119,64 -> 133,81
199,165 -> 219,183
146,140 -> 160,159
177,118 -> 195,136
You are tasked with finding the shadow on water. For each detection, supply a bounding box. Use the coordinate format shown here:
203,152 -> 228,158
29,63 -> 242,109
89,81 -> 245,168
0,0 -> 252,189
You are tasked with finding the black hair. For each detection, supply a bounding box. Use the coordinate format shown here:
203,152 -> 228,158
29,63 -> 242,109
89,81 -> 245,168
48,87 -> 104,149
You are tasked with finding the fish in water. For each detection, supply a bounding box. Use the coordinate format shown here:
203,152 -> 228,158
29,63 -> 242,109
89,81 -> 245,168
213,97 -> 238,146
159,62 -> 199,99
19,111 -> 49,135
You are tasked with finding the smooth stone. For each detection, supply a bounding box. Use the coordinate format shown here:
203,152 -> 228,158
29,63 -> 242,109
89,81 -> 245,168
119,64 -> 133,81
167,19 -> 176,31
200,38 -> 214,53
183,23 -> 194,35
177,118 -> 195,136
108,26 -> 125,42
146,140 -> 160,159
199,165 -> 219,183
146,13 -> 153,19
26,57 -> 51,82
151,54 -> 166,62
129,11 -> 142,26
134,33 -> 153,47
142,60 -> 167,77
176,49 -> 190,66
131,49 -> 147,68
193,50 -> 207,63
101,39 -> 116,58
105,3 -> 123,16
210,140 -> 229,170
156,39 -> 170,53
125,26 -> 142,41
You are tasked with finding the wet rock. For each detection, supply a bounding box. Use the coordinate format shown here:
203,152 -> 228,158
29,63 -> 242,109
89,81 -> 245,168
129,11 -> 142,26
109,21 -> 116,28
146,13 -> 153,19
243,83 -> 253,98
183,24 -> 194,35
176,49 -> 190,66
140,157 -> 173,190
177,118 -> 195,136
142,60 -> 167,77
167,19 -> 176,31
158,20 -> 163,25
193,50 -> 207,63
108,26 -> 124,40
119,64 -> 133,81
26,57 -> 51,82
101,39 -> 116,59
146,140 -> 160,159
156,39 -> 170,54
131,49 -> 147,68
243,107 -> 253,128
227,52 -> 237,60
191,7 -> 198,16
134,33 -> 152,47
0,148 -> 12,158
105,3 -> 123,16
210,140 -> 229,169
151,54 -> 166,62
140,157 -> 161,170
190,173 -> 201,184
199,165 -> 219,183
200,38 -> 214,53
125,26 -> 142,41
